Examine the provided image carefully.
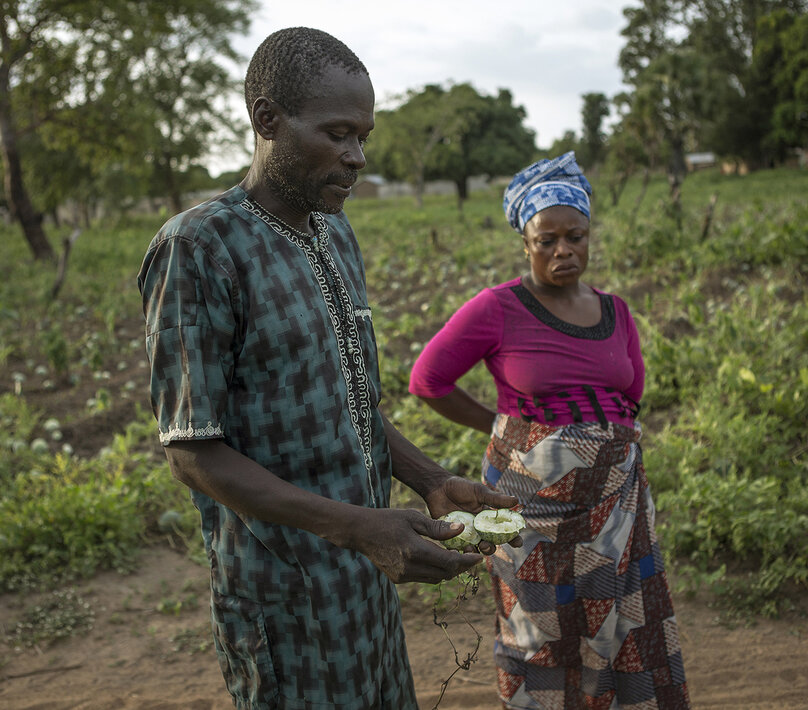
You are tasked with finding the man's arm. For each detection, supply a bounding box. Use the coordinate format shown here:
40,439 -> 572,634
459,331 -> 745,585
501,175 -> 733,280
164,439 -> 483,583
380,411 -> 520,554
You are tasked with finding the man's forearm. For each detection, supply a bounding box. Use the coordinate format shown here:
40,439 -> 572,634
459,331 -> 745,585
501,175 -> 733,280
165,438 -> 368,550
381,412 -> 452,500
164,437 -> 482,584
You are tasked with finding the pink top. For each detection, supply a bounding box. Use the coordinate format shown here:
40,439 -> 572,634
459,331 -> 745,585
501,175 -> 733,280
409,278 -> 645,428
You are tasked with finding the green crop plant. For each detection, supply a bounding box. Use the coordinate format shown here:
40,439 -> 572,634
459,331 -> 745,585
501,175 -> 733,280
0,167 -> 805,618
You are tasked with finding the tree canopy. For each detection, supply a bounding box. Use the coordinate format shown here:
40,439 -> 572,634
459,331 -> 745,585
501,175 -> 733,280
367,83 -> 536,207
1,0 -> 253,259
616,0 -> 808,174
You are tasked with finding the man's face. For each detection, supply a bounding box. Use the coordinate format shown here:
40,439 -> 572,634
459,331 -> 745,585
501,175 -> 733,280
263,65 -> 375,215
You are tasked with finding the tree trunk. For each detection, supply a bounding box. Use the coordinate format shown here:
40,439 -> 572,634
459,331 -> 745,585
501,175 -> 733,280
414,167 -> 425,209
609,170 -> 631,207
0,65 -> 54,261
667,137 -> 686,233
455,177 -> 468,213
629,168 -> 651,230
158,153 -> 184,215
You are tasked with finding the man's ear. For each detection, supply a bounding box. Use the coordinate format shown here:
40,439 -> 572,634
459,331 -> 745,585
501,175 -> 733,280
251,97 -> 283,140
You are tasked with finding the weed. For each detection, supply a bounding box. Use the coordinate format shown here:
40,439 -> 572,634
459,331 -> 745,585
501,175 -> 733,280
5,588 -> 94,648
170,626 -> 213,654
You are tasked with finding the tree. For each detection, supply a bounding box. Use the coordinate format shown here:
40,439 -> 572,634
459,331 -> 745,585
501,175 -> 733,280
579,92 -> 610,168
755,10 -> 808,158
618,1 -> 744,214
682,0 -> 808,166
429,87 -> 536,207
368,85 -> 458,207
618,0 -> 808,169
368,83 -> 535,208
548,131 -> 579,159
602,105 -> 650,208
619,2 -> 696,200
132,9 -> 251,215
0,1 -> 253,260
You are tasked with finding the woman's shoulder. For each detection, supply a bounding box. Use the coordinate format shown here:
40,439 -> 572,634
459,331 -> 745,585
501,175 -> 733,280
590,285 -> 629,306
448,280 -> 517,323
490,276 -> 523,293
589,287 -> 636,328
471,277 -> 524,308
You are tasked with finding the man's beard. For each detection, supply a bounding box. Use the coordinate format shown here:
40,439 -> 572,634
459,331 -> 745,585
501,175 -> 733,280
262,142 -> 357,215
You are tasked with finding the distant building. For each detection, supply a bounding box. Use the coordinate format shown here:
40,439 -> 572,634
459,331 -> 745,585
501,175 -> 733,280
352,174 -> 386,199
685,152 -> 716,171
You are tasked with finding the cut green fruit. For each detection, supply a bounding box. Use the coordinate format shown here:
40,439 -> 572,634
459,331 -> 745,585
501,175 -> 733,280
473,509 -> 526,545
439,511 -> 482,550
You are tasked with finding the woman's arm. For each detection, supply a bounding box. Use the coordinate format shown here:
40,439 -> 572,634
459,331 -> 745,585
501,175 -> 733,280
416,387 -> 497,434
409,288 -> 502,402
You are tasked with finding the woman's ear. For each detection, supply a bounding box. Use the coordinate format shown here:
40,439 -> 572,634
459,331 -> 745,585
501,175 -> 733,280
251,97 -> 282,140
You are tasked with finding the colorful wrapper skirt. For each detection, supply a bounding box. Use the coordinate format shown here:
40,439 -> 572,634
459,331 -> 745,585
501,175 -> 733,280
482,415 -> 691,710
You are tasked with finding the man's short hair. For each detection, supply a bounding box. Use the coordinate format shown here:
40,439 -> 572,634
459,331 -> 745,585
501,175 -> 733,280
245,27 -> 368,117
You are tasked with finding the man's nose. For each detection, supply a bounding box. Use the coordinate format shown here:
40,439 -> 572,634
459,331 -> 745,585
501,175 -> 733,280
342,137 -> 366,170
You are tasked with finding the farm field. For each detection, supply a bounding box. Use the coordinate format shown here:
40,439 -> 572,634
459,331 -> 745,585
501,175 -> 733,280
1,167 -> 807,708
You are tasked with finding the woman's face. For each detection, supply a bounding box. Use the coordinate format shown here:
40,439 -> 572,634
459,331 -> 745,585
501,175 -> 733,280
522,205 -> 590,288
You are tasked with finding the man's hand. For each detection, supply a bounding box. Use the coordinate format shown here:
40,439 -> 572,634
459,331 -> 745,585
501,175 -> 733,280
349,507 -> 484,584
423,476 -> 523,555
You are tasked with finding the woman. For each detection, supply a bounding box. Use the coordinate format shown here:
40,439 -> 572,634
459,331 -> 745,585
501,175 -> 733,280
409,153 -> 690,709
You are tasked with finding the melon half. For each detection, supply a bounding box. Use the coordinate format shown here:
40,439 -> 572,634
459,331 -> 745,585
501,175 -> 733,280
473,509 -> 526,545
439,511 -> 482,550
440,508 -> 525,549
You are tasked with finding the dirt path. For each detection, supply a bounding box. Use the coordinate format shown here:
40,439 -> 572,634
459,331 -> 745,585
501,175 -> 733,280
1,547 -> 806,709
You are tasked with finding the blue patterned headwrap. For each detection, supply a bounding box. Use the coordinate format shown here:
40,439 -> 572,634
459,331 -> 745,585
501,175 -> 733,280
503,151 -> 592,233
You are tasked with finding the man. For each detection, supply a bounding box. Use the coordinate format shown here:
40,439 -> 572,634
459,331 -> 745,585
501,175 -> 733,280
138,27 -> 517,709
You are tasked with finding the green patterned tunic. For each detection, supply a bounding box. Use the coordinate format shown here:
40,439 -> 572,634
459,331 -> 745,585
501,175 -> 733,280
138,186 -> 417,709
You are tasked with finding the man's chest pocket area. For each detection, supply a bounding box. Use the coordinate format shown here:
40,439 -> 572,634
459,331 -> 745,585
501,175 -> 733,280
351,305 -> 381,407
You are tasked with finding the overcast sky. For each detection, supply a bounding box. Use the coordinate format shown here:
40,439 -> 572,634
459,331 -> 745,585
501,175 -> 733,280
216,1 -> 635,172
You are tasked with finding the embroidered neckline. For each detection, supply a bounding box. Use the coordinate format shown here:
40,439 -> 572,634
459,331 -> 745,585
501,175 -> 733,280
241,197 -> 330,250
510,284 -> 615,340
239,196 -> 378,506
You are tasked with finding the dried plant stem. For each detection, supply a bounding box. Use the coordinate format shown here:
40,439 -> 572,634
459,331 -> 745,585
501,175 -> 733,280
430,570 -> 483,710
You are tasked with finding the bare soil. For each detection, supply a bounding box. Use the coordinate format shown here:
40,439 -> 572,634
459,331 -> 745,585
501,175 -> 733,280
1,546 -> 807,710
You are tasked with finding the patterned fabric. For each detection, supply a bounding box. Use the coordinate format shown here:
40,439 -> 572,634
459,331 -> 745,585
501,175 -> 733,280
503,152 -> 592,232
482,415 -> 690,710
138,186 -> 417,709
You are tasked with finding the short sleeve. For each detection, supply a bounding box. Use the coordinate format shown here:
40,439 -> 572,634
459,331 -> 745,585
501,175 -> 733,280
138,235 -> 238,445
409,288 -> 503,398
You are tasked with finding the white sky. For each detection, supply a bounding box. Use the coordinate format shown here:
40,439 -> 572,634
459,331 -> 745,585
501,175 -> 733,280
216,0 -> 634,172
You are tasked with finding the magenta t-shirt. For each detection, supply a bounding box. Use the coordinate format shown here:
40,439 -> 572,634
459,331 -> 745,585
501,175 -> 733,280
409,278 -> 645,428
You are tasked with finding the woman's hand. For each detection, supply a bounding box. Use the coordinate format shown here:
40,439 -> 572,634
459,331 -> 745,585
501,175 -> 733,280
423,476 -> 523,554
